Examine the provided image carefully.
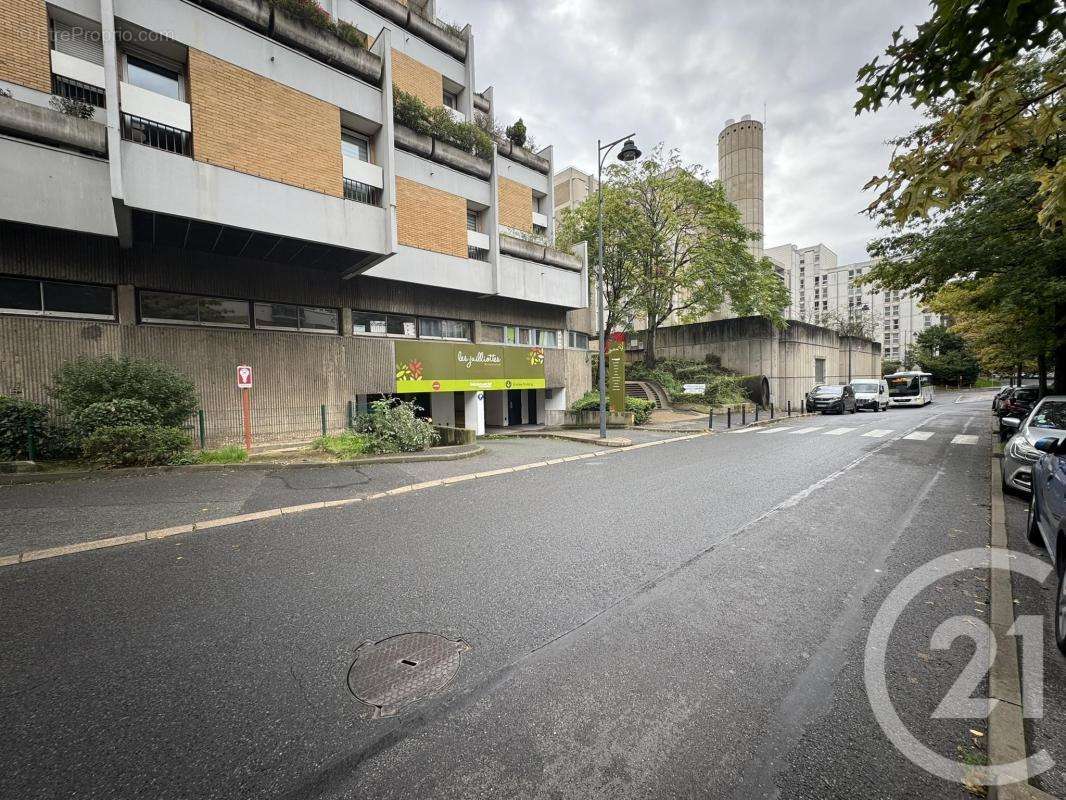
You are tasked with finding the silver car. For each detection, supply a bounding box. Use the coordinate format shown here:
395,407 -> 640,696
1001,396 -> 1066,495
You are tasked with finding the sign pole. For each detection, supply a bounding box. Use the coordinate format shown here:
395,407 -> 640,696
241,387 -> 252,452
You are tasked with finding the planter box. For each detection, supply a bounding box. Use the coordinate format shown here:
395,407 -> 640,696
502,143 -> 550,175
359,0 -> 409,25
431,137 -> 490,180
433,425 -> 476,446
407,12 -> 467,61
194,0 -> 271,32
553,410 -> 634,429
473,93 -> 491,114
271,8 -> 382,85
0,97 -> 106,155
542,247 -> 583,272
394,123 -> 433,158
500,234 -> 546,263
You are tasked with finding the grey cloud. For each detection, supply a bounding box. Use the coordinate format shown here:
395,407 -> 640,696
439,0 -> 931,263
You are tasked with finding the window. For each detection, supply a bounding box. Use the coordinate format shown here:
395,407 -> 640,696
0,276 -> 114,320
467,210 -> 479,232
254,302 -> 338,334
141,290 -> 249,328
568,331 -> 589,349
443,90 -> 459,110
341,130 -> 370,162
419,317 -> 472,341
125,53 -> 183,100
814,358 -> 826,384
481,324 -> 505,343
540,330 -> 559,348
353,310 -> 416,337
533,224 -> 547,236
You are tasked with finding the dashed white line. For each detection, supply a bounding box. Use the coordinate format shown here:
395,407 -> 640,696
903,431 -> 935,441
788,427 -> 824,435
862,429 -> 894,438
824,428 -> 858,436
757,426 -> 794,434
951,434 -> 979,445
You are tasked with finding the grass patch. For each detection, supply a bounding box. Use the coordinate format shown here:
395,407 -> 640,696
198,445 -> 248,464
313,432 -> 370,459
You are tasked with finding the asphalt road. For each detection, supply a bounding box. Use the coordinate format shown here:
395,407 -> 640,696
2,392 -> 1035,799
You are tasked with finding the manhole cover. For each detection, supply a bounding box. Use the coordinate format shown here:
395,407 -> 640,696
346,633 -> 469,718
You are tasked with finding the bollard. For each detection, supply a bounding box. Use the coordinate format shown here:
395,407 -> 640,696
771,403 -> 775,420
708,405 -> 714,430
198,410 -> 206,450
755,405 -> 760,423
26,424 -> 37,462
788,400 -> 792,418
320,405 -> 328,436
727,407 -> 732,429
347,400 -> 354,429
742,406 -> 747,426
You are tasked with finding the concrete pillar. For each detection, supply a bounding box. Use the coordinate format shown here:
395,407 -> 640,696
520,390 -> 530,424
464,391 -> 485,436
430,392 -> 455,427
536,390 -> 546,424
545,387 -> 566,412
116,284 -> 136,325
484,390 -> 505,427
340,308 -> 353,337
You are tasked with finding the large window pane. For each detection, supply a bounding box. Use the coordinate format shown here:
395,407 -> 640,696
198,297 -> 249,327
341,131 -> 369,162
126,55 -> 182,100
254,302 -> 300,331
387,314 -> 416,337
299,306 -> 338,333
42,282 -> 114,318
419,318 -> 443,338
140,291 -> 199,324
541,329 -> 558,348
353,311 -> 385,334
0,277 -> 42,313
442,319 -> 471,341
481,324 -> 504,343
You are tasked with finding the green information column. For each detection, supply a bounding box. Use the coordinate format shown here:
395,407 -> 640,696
606,332 -> 627,413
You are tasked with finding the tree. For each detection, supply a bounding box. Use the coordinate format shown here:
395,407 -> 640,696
796,307 -> 882,339
505,118 -> 527,148
556,184 -> 640,337
614,147 -> 790,365
907,325 -> 981,385
882,359 -> 903,376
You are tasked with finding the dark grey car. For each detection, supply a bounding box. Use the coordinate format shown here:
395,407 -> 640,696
811,385 -> 857,415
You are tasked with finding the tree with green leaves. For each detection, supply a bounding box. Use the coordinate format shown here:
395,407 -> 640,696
907,325 -> 982,386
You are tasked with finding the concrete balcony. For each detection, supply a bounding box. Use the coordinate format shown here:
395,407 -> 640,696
0,96 -> 106,156
121,142 -> 388,270
120,84 -> 192,132
50,50 -> 105,93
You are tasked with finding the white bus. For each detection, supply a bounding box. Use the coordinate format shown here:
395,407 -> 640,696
886,371 -> 934,407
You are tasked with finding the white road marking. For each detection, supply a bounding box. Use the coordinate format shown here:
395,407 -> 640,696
951,434 -> 980,445
757,426 -> 794,434
731,427 -> 760,434
903,431 -> 935,441
824,428 -> 858,436
863,429 -> 894,438
788,427 -> 824,435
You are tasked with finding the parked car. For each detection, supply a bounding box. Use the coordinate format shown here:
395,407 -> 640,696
998,386 -> 1041,441
1024,411 -> 1066,655
805,385 -> 826,413
1001,397 -> 1066,495
810,384 -> 857,415
850,379 -> 890,412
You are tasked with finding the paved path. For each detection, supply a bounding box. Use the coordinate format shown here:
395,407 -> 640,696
1,393 -> 1030,799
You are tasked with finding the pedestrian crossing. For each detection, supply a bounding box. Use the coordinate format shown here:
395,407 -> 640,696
731,423 -> 979,444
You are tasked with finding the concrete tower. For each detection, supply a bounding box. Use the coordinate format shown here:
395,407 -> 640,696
718,115 -> 764,260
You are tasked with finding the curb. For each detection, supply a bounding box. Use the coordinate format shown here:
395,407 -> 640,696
0,445 -> 485,486
988,437 -> 1058,800
0,431 -> 709,568
483,432 -> 633,447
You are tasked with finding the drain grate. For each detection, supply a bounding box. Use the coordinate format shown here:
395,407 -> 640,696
346,632 -> 469,718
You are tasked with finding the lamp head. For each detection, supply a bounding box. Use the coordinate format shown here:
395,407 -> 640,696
617,139 -> 641,162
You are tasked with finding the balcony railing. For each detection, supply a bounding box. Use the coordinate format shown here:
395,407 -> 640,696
343,178 -> 380,205
121,113 -> 191,156
52,74 -> 106,108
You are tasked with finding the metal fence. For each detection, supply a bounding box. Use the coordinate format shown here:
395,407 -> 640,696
186,402 -> 365,449
121,113 -> 191,156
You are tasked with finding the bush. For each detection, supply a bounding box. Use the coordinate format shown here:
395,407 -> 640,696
570,392 -> 654,425
70,399 -> 161,438
49,95 -> 94,119
313,431 -> 370,459
81,425 -> 192,468
198,446 -> 248,465
0,396 -> 49,460
352,399 -> 439,453
506,118 -> 527,148
669,375 -> 748,408
52,356 -> 198,428
393,88 -> 493,160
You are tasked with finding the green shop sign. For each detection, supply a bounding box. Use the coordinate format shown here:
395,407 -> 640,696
394,340 -> 546,393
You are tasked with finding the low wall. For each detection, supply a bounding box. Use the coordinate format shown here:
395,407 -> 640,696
433,425 -> 476,446
544,409 -> 634,428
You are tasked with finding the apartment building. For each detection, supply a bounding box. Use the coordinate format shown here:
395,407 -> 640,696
769,244 -> 941,363
0,0 -> 592,441
553,166 -> 598,215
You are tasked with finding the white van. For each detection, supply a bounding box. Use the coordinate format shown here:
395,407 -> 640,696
850,378 -> 890,412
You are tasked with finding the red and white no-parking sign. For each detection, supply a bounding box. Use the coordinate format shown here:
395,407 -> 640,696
236,365 -> 253,389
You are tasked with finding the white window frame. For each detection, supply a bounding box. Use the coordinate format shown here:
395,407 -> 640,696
122,50 -> 186,101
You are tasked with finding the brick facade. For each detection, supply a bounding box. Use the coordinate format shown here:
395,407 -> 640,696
391,48 -> 442,108
498,177 -> 533,233
187,49 -> 343,198
0,0 -> 51,93
396,177 -> 467,258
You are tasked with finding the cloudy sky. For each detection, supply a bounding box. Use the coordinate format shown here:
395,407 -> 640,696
438,0 -> 932,264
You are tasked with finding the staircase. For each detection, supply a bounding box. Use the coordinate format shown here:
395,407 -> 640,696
625,380 -> 671,409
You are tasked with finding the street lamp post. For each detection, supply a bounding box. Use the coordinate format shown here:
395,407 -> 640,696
595,134 -> 641,439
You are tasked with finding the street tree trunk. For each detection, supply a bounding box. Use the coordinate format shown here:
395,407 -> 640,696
1038,352 -> 1049,395
1055,303 -> 1066,394
644,326 -> 657,368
